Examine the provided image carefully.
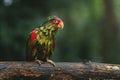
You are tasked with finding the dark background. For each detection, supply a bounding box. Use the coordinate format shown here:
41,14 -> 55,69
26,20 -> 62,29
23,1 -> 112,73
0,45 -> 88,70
0,0 -> 120,64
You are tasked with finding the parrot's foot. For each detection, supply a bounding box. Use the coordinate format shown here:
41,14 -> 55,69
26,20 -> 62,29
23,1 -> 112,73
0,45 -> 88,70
35,58 -> 43,66
47,59 -> 56,67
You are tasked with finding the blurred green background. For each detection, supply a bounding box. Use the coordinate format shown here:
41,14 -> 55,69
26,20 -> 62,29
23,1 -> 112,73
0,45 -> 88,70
0,0 -> 120,64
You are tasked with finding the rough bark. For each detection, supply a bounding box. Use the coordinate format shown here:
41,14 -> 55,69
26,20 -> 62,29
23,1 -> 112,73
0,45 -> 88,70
0,62 -> 120,80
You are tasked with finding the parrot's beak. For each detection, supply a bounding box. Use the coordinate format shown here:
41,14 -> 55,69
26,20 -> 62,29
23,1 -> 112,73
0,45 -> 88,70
57,21 -> 64,29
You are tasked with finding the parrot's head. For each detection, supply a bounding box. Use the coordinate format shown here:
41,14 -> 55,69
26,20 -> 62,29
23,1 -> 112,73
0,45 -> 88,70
47,16 -> 64,29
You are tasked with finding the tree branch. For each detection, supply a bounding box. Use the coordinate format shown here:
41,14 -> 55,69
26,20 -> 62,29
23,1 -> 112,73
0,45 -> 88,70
0,62 -> 120,80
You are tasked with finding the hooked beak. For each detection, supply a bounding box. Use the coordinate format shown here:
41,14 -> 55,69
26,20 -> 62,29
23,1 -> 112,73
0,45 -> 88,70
57,21 -> 64,29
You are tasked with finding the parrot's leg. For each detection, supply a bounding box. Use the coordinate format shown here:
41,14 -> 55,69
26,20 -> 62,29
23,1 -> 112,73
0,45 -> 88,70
35,58 -> 43,66
47,59 -> 56,67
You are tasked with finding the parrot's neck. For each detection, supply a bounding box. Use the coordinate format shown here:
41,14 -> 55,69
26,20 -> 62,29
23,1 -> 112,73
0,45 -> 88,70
39,23 -> 58,37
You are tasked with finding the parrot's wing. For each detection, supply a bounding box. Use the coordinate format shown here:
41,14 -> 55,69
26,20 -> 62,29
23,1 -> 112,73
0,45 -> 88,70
26,29 -> 38,61
26,37 -> 32,61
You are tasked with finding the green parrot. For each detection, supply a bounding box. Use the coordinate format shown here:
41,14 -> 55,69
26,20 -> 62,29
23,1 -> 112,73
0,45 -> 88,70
26,16 -> 64,66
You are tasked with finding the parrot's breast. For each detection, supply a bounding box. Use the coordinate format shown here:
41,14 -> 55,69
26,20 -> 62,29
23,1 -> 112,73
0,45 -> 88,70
38,32 -> 53,52
36,29 -> 55,59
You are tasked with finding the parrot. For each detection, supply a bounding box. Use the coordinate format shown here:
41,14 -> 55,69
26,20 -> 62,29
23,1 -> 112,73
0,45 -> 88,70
26,16 -> 64,66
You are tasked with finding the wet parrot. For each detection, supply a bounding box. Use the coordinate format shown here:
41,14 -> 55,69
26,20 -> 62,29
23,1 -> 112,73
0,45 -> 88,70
26,16 -> 64,66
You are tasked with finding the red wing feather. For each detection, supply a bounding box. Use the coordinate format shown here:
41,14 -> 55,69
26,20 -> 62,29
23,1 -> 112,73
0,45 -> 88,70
30,29 -> 38,43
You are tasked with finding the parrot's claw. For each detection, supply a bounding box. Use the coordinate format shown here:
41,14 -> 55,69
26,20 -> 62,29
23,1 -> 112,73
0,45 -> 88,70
35,58 -> 43,66
47,59 -> 56,67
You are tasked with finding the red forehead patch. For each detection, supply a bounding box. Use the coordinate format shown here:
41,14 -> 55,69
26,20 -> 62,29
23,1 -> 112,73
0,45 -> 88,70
56,18 -> 61,23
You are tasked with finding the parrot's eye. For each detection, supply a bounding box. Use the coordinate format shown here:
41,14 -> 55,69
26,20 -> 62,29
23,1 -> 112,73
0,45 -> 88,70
53,19 -> 59,24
